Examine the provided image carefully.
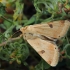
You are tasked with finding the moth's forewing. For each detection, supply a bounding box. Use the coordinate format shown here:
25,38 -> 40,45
27,20 -> 70,39
27,38 -> 59,67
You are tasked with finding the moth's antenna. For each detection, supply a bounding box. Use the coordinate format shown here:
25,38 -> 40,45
0,30 -> 23,47
10,30 -> 20,38
0,34 -> 23,47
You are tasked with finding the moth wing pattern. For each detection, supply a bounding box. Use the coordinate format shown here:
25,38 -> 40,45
28,20 -> 70,39
27,38 -> 59,67
20,20 -> 70,67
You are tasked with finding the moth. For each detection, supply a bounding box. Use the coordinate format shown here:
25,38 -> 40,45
20,20 -> 70,67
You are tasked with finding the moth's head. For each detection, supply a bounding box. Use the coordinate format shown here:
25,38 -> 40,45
20,26 -> 28,33
20,26 -> 34,40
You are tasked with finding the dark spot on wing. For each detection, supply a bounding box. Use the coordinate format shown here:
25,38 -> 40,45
55,48 -> 56,49
29,33 -> 33,35
60,20 -> 65,24
39,50 -> 45,54
59,36 -> 60,37
25,35 -> 26,37
24,33 -> 26,34
24,33 -> 26,37
48,24 -> 53,28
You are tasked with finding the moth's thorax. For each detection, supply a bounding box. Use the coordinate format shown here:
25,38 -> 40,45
20,25 -> 34,33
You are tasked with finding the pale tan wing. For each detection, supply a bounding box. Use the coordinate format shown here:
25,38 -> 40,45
28,20 -> 70,38
27,38 -> 59,67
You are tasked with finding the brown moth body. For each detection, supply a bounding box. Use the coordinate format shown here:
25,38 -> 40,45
20,20 -> 70,67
